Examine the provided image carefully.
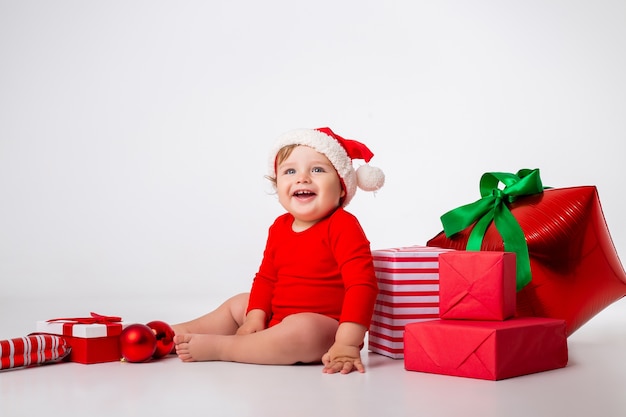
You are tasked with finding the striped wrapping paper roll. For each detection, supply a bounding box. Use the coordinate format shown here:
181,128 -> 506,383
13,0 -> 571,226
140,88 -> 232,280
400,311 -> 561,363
0,334 -> 71,370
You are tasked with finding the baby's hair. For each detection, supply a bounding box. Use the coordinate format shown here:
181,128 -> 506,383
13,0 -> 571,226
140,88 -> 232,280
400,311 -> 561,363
266,144 -> 299,186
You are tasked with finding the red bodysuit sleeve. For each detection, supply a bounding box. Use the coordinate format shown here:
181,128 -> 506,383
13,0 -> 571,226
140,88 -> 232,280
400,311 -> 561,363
246,221 -> 280,319
328,209 -> 379,327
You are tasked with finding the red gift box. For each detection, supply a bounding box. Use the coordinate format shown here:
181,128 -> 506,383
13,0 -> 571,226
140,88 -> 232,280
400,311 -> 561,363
428,184 -> 626,336
368,245 -> 455,358
1,334 -> 71,370
438,251 -> 516,320
404,317 -> 568,380
36,313 -> 126,364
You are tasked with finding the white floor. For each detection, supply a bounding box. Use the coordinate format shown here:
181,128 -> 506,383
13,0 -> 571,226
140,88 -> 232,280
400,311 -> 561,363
1,294 -> 625,417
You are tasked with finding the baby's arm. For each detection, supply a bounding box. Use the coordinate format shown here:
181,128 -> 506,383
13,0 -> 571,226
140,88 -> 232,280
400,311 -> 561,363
236,309 -> 267,335
322,321 -> 367,374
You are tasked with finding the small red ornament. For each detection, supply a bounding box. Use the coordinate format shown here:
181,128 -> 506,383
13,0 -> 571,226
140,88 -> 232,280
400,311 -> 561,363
146,320 -> 175,358
120,324 -> 157,362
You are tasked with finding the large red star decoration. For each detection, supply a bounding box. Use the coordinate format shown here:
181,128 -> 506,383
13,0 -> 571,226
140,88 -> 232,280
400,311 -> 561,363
428,186 -> 626,336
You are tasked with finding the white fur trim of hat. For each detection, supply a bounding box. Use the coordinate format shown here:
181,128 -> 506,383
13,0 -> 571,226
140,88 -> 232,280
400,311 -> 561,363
269,127 -> 385,206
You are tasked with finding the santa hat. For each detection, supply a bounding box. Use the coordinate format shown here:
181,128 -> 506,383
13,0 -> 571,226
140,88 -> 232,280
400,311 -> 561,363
269,127 -> 385,206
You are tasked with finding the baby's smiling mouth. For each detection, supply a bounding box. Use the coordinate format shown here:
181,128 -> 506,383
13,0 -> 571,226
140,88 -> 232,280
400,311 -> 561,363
293,190 -> 316,198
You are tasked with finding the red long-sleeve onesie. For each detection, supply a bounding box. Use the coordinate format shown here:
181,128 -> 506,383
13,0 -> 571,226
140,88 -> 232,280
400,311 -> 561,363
247,207 -> 379,328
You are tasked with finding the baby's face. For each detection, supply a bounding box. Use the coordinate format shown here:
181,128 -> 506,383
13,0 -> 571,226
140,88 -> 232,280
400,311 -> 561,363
275,145 -> 345,231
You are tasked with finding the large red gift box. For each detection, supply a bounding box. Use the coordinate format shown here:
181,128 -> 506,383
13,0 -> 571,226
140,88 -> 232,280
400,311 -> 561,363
404,317 -> 568,380
428,184 -> 626,336
368,245 -> 455,359
36,313 -> 126,364
1,334 -> 71,370
438,251 -> 516,320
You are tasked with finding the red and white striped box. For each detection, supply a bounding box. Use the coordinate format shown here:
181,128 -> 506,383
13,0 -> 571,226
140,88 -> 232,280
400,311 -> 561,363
368,245 -> 456,359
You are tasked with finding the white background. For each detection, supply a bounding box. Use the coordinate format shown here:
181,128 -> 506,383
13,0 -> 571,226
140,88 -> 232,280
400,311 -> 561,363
2,3 -> 626,417
1,0 -> 625,302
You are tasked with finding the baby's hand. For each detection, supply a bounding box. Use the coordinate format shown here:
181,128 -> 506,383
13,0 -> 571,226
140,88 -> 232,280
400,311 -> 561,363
235,320 -> 264,335
236,309 -> 266,335
321,343 -> 365,374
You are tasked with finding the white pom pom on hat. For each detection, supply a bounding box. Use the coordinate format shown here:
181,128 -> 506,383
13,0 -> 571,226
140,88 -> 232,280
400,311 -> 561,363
269,127 -> 385,206
356,164 -> 386,192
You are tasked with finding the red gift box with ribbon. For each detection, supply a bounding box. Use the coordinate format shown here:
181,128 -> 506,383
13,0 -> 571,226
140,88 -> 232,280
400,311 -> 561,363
427,169 -> 626,335
36,313 -> 126,364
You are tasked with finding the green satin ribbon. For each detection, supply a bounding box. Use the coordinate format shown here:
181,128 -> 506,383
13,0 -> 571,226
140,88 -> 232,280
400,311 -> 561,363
440,169 -> 545,291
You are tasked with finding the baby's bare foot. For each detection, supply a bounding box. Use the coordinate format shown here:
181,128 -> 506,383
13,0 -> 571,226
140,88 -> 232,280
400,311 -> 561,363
174,334 -> 219,362
174,334 -> 194,361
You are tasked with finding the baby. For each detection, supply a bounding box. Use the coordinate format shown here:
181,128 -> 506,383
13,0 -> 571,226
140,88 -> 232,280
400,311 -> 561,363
173,127 -> 385,374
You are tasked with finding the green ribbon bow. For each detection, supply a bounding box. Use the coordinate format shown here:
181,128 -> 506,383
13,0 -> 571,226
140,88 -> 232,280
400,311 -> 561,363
440,169 -> 545,291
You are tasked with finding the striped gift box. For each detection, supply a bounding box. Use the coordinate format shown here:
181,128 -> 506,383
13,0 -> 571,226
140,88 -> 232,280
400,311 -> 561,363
368,245 -> 456,359
0,334 -> 70,370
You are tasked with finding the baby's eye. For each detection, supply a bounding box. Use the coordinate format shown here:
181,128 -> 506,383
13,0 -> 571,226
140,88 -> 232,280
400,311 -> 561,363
283,168 -> 296,175
312,167 -> 325,173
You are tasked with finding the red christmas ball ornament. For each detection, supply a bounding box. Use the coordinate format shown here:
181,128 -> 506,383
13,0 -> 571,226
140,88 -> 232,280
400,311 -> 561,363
120,323 -> 157,362
146,320 -> 175,359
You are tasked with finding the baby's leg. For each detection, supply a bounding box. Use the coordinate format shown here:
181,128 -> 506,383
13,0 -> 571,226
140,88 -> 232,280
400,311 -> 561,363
175,312 -> 338,365
172,292 -> 249,336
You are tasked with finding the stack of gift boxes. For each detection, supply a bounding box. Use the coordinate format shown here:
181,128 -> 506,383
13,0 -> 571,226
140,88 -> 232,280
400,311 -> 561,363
369,247 -> 569,380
